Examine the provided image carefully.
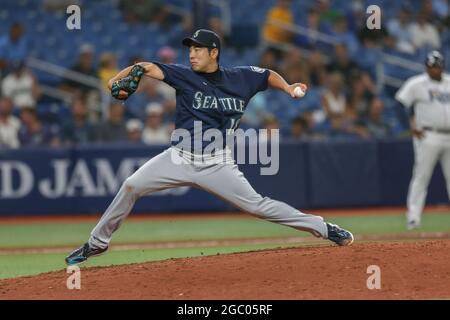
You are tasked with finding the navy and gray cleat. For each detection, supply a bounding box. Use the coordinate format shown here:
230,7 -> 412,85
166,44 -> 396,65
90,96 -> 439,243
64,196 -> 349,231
65,243 -> 108,265
326,223 -> 354,246
407,220 -> 420,230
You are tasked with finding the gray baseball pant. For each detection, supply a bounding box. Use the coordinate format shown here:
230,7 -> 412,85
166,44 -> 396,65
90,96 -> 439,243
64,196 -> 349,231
89,147 -> 328,249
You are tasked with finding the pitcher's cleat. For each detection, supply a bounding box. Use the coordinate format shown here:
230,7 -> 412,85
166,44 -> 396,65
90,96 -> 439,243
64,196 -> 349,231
65,243 -> 108,265
407,220 -> 420,230
326,223 -> 354,246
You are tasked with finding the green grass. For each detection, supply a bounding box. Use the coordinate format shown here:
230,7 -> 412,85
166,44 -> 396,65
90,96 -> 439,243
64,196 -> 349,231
325,212 -> 450,234
0,211 -> 449,279
0,218 -> 303,248
0,243 -> 306,279
1,212 -> 449,248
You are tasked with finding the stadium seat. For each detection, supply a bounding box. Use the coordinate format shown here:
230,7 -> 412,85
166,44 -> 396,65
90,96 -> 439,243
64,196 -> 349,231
3,0 -> 447,135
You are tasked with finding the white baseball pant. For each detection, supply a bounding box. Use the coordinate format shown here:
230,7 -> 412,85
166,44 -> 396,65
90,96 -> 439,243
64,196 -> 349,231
407,131 -> 450,223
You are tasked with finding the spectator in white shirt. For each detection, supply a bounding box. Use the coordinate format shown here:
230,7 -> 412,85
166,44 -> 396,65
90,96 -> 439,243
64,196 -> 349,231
1,60 -> 41,109
126,119 -> 144,144
321,72 -> 347,117
0,96 -> 21,148
408,13 -> 441,50
142,103 -> 171,145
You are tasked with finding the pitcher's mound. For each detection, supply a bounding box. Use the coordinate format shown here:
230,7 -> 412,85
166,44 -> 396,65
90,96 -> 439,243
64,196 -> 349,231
2,240 -> 450,299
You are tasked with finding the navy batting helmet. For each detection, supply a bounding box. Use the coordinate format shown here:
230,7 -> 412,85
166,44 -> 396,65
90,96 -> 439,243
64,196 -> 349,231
425,50 -> 445,68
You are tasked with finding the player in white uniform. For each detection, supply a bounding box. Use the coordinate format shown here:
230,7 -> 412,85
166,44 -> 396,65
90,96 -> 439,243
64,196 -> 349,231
395,51 -> 450,229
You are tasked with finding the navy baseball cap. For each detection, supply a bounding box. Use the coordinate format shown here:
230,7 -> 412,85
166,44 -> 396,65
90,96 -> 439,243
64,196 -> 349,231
425,50 -> 445,68
182,29 -> 221,51
10,59 -> 25,71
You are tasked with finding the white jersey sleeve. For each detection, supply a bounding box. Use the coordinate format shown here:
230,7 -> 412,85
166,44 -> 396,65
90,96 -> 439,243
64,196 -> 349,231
395,75 -> 423,108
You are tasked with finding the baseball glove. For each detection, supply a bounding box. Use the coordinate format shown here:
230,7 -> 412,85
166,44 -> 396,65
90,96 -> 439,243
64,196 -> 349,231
111,64 -> 146,100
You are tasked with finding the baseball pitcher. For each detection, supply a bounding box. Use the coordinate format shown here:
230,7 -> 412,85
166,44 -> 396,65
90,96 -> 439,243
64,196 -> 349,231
66,29 -> 353,265
396,50 -> 450,229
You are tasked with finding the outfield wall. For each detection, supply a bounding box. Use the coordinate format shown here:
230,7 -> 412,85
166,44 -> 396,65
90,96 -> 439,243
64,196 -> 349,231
0,139 -> 448,215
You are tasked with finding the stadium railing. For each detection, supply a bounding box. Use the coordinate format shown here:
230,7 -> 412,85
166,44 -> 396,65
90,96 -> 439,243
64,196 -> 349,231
266,18 -> 430,89
26,56 -> 109,118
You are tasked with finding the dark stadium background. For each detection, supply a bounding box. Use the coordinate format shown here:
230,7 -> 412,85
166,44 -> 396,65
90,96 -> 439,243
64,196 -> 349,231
0,0 -> 449,214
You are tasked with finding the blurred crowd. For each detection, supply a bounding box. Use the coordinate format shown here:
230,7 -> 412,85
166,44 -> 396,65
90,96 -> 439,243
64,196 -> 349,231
257,0 -> 449,141
1,0 -> 449,149
0,22 -> 177,149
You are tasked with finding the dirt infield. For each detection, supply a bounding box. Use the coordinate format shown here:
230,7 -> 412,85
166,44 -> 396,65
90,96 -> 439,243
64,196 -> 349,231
1,240 -> 450,300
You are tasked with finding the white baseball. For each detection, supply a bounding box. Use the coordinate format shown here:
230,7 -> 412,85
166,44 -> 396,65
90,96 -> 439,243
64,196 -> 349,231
294,86 -> 305,98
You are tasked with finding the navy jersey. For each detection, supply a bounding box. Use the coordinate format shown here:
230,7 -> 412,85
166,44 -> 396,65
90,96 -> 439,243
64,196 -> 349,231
153,62 -> 270,152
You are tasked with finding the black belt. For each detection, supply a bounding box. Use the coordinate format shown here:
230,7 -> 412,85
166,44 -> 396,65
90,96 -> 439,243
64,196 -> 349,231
179,150 -> 194,162
178,149 -> 216,161
422,127 -> 450,134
